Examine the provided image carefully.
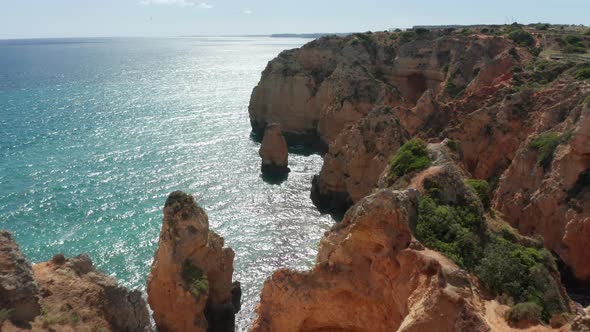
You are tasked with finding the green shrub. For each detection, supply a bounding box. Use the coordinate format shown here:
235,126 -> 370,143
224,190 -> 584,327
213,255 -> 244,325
507,302 -> 543,324
388,138 -> 431,177
529,131 -> 561,169
585,28 -> 590,36
0,309 -> 14,324
564,35 -> 583,45
445,81 -> 465,97
352,33 -> 378,60
415,191 -> 569,321
399,31 -> 417,43
181,260 -> 209,299
416,197 -> 484,269
508,30 -> 535,47
446,139 -> 460,152
564,44 -> 587,54
535,23 -> 550,31
465,179 -> 491,209
576,68 -> 590,80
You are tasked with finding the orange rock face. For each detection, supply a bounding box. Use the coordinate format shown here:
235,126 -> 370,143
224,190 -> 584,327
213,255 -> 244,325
252,189 -> 492,332
0,239 -> 151,332
494,103 -> 590,281
311,106 -> 409,213
249,31 -> 512,147
0,231 -> 40,324
249,29 -> 590,283
147,191 -> 240,332
259,123 -> 290,175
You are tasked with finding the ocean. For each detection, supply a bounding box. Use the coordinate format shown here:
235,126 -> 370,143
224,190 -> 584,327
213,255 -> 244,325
0,36 -> 333,329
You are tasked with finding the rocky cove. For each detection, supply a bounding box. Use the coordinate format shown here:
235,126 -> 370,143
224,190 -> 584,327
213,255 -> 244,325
2,25 -> 590,331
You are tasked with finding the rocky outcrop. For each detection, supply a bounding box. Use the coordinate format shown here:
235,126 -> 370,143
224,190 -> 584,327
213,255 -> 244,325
259,123 -> 290,175
252,188 -> 493,332
494,101 -> 590,281
0,231 -> 40,325
147,191 -> 240,332
250,27 -> 590,284
0,233 -> 150,332
311,106 -> 408,213
249,31 -> 513,146
31,254 -> 150,332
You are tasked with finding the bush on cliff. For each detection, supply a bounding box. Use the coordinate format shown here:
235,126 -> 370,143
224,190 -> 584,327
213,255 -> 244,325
182,260 -> 209,299
415,187 -> 568,321
388,138 -> 430,177
416,197 -> 484,269
475,236 -> 567,320
576,68 -> 590,80
508,30 -> 535,47
0,309 -> 14,324
507,302 -> 543,324
465,179 -> 491,209
529,131 -> 561,170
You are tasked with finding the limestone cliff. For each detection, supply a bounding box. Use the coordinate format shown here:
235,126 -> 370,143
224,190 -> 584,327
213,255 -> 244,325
147,191 -> 240,332
0,232 -> 150,332
252,141 -> 578,331
252,189 -> 492,332
249,26 -> 590,284
311,105 -> 409,213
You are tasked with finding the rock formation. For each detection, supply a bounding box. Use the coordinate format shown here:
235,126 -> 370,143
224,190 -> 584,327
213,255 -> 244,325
147,191 -> 240,332
0,231 -> 40,325
0,231 -> 150,332
249,27 -> 590,285
252,140 -> 578,331
493,101 -> 590,281
259,123 -> 290,175
311,105 -> 409,213
252,188 -> 494,332
249,30 -> 513,147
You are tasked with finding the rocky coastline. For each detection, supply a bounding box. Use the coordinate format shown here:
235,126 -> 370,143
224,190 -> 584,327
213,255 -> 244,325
1,24 -> 590,332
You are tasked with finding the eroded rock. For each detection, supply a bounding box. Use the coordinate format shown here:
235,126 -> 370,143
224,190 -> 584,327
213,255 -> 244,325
147,191 -> 240,332
0,231 -> 40,325
259,123 -> 290,175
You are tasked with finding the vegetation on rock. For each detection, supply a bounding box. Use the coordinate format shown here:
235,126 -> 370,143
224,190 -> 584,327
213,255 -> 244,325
388,138 -> 430,177
416,197 -> 484,269
507,302 -> 543,324
0,309 -> 14,325
508,30 -> 535,47
182,260 -> 209,299
465,179 -> 491,209
529,131 -> 561,169
415,183 -> 568,321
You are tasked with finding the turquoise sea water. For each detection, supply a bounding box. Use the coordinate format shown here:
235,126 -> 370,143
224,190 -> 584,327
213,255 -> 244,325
0,37 -> 333,329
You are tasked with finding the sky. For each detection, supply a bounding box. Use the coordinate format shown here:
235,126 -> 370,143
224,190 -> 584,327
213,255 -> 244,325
0,0 -> 589,39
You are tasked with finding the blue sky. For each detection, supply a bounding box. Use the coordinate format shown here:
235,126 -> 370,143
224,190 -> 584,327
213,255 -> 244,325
0,0 -> 589,39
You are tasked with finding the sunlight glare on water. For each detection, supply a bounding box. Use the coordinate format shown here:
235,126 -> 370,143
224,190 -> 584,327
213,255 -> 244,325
0,36 -> 333,329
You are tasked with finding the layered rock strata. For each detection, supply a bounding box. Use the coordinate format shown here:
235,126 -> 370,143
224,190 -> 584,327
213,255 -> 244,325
249,28 -> 590,283
311,105 -> 409,213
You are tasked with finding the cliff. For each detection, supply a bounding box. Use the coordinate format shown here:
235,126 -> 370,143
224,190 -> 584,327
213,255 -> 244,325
249,26 -> 590,284
249,25 -> 590,330
252,141 -> 578,331
0,231 -> 150,332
